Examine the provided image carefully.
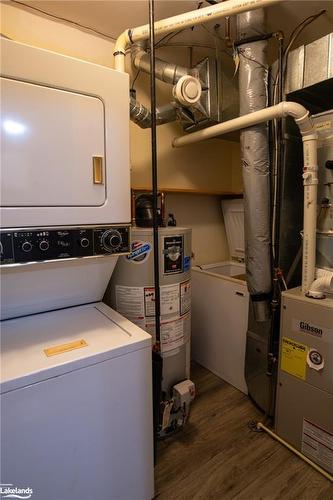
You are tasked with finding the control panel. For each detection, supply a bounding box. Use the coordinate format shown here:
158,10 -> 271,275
0,225 -> 130,265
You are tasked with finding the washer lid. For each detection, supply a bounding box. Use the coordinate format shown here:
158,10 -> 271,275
221,199 -> 245,261
0,302 -> 151,393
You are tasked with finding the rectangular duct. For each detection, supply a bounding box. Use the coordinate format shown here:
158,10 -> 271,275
285,32 -> 333,112
180,55 -> 239,140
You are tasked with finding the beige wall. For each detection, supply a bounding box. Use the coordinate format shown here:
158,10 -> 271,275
130,47 -> 241,193
165,193 -> 229,265
1,2 -> 238,262
0,3 -> 114,66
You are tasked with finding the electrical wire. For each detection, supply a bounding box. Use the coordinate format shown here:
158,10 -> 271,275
131,69 -> 141,90
155,29 -> 187,48
284,9 -> 326,56
157,42 -> 216,50
9,0 -> 117,41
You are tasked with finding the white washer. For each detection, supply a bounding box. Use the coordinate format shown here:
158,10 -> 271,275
1,302 -> 154,500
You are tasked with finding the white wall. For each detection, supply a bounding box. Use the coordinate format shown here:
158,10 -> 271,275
1,2 -> 236,263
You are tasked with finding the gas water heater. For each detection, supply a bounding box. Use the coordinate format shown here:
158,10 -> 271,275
105,224 -> 195,436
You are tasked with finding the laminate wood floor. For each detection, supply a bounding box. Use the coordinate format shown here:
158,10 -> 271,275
155,363 -> 333,500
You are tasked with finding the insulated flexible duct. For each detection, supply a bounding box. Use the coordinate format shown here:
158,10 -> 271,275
130,97 -> 177,129
237,9 -> 271,321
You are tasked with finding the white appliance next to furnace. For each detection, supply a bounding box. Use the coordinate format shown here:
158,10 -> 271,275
0,38 -> 154,500
191,199 -> 249,394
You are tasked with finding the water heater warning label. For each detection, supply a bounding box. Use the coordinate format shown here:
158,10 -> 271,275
302,419 -> 333,474
115,283 -> 191,353
280,337 -> 308,380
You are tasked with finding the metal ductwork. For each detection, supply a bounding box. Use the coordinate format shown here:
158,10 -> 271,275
131,41 -> 190,85
237,9 -> 271,321
130,96 -> 177,129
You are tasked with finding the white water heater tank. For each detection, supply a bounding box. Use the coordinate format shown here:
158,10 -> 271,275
105,227 -> 192,394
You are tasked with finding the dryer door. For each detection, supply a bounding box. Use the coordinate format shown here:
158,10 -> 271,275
1,77 -> 105,208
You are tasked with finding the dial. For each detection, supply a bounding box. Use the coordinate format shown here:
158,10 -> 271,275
22,241 -> 33,253
80,237 -> 90,249
101,229 -> 122,252
39,240 -> 49,251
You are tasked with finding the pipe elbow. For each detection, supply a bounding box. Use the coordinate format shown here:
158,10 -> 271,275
114,31 -> 130,71
281,102 -> 315,136
131,41 -> 147,67
307,271 -> 333,299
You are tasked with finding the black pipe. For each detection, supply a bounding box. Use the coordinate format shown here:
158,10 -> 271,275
272,36 -> 284,267
149,0 -> 161,349
234,32 -> 275,47
267,35 -> 285,418
149,0 -> 162,460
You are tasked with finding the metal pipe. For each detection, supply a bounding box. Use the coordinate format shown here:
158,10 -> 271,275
114,0 -> 282,72
131,42 -> 190,85
172,101 -> 318,296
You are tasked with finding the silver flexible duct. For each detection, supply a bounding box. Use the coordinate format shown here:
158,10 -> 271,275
130,97 -> 177,129
237,9 -> 271,321
131,41 -> 190,85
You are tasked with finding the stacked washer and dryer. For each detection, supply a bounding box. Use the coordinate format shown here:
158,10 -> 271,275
0,38 -> 154,500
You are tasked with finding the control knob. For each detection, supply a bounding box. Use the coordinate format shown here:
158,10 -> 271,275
22,241 -> 33,253
80,237 -> 90,249
101,229 -> 122,252
39,240 -> 49,251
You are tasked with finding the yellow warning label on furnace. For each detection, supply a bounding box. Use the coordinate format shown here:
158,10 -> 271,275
44,339 -> 88,357
281,337 -> 308,380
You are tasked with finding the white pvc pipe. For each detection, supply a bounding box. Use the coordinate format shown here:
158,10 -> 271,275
113,0 -> 281,72
172,101 -> 318,295
172,102 -> 312,147
308,270 -> 333,298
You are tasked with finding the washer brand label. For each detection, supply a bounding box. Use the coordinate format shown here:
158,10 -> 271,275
126,240 -> 152,264
292,318 -> 332,338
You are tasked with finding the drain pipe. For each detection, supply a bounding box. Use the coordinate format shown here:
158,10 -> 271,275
237,8 -> 271,321
172,101 -> 319,296
113,0 -> 281,72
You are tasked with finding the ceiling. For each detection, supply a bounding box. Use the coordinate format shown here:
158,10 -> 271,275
7,0 -> 333,49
